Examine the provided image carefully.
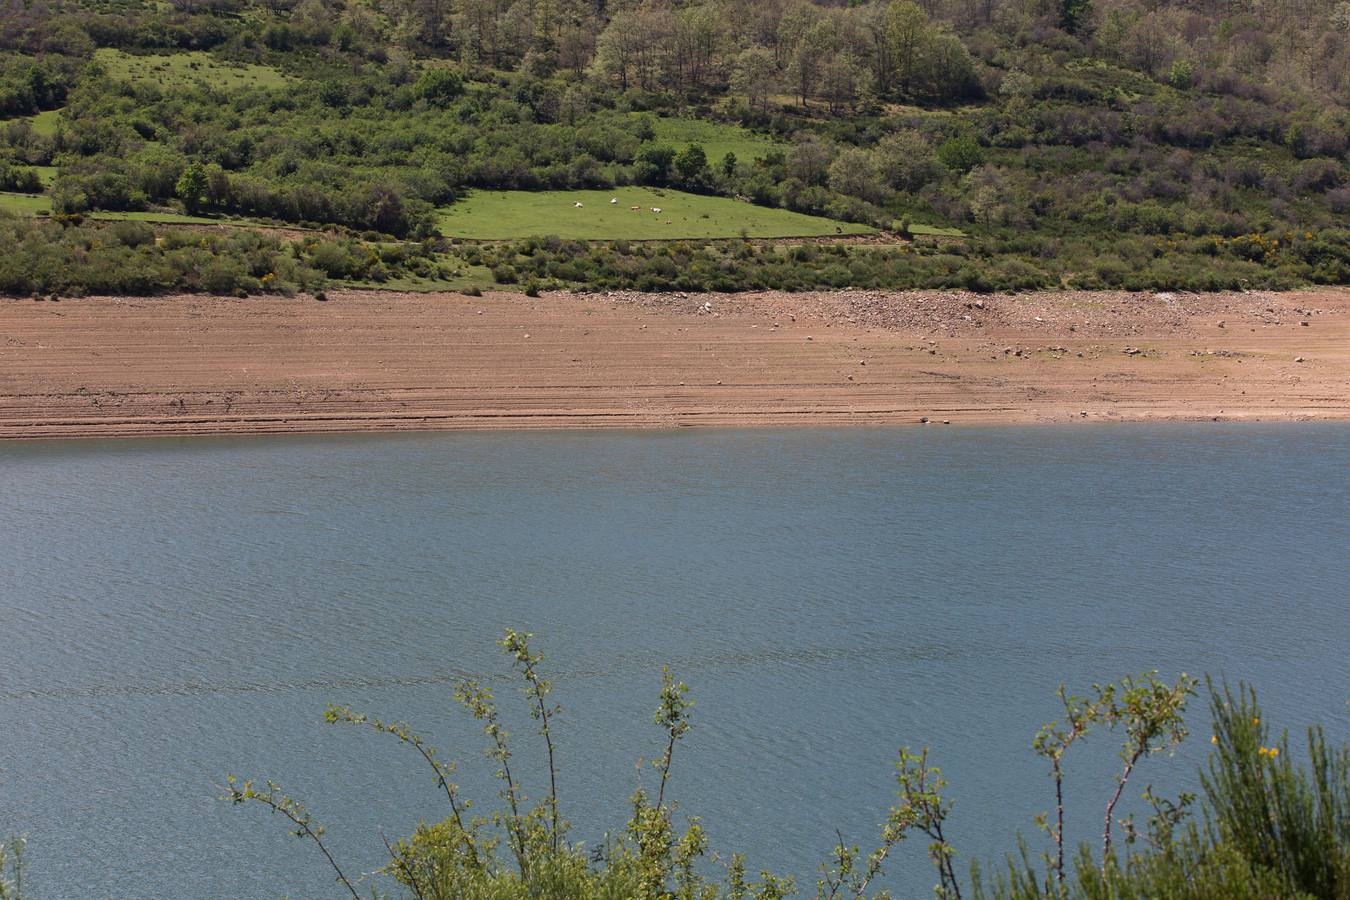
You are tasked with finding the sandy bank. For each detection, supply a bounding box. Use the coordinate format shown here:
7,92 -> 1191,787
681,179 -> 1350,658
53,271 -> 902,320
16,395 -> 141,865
2,288 -> 1347,440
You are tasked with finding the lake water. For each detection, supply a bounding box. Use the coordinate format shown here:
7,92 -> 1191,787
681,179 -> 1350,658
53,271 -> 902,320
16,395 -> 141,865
2,425 -> 1348,898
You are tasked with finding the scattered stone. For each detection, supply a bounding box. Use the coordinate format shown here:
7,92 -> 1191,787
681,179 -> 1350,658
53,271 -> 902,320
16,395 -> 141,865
919,416 -> 929,423
1295,356 -> 1304,362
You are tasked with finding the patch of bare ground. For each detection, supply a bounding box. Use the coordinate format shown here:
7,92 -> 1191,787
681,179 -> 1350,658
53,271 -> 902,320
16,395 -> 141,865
1,288 -> 1346,440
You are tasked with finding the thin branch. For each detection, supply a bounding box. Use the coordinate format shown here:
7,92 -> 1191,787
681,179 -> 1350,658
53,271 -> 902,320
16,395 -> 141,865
223,779 -> 358,899
382,832 -> 427,900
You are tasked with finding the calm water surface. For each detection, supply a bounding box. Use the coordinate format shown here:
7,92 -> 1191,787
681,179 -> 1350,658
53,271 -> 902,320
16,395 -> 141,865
2,425 -> 1348,898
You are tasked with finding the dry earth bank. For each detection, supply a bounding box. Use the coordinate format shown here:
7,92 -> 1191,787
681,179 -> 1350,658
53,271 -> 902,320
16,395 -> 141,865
1,289 -> 1347,439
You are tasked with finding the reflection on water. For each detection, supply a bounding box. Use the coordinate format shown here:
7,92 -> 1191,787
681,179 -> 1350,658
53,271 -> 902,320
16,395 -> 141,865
2,425 -> 1348,897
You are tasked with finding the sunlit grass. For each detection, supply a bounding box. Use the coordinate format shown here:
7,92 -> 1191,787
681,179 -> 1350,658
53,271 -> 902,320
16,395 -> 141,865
637,115 -> 784,163
93,49 -> 292,91
438,187 -> 873,240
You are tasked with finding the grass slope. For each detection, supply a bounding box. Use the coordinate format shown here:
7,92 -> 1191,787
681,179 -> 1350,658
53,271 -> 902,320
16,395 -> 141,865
438,187 -> 873,240
93,49 -> 291,90
0,191 -> 271,226
28,109 -> 63,136
0,192 -> 51,215
640,116 -> 784,162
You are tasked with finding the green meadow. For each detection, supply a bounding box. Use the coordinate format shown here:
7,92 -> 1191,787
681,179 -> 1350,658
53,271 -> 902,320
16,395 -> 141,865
0,191 -> 265,226
0,192 -> 51,215
437,188 -> 873,240
901,222 -> 966,237
639,116 -> 784,163
27,109 -> 63,136
93,49 -> 292,91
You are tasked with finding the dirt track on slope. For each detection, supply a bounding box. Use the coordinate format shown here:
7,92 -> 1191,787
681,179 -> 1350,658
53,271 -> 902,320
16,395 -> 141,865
1,288 -> 1347,440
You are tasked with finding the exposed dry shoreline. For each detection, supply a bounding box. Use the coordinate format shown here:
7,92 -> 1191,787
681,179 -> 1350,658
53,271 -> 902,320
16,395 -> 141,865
2,288 -> 1347,441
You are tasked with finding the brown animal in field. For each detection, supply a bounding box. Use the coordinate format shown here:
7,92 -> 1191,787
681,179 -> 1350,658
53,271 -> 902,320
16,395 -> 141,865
630,205 -> 641,211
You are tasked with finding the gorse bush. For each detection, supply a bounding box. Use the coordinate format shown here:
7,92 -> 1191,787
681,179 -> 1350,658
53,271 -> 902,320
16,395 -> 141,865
205,632 -> 1350,899
1203,683 -> 1350,896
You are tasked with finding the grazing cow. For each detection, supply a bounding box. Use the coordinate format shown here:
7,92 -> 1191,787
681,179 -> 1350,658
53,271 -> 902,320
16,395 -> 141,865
610,198 -> 618,203
631,205 -> 641,211
652,207 -> 662,213
574,202 -> 584,208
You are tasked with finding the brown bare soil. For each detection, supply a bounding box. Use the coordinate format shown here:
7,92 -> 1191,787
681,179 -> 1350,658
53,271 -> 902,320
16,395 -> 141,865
2,288 -> 1347,440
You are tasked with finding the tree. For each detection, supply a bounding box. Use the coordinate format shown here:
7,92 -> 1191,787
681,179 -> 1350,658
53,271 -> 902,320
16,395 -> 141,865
937,135 -> 984,172
878,129 -> 943,192
887,0 -> 932,96
176,162 -> 208,214
590,9 -> 642,91
788,135 -> 833,185
828,147 -> 887,204
786,21 -> 832,106
635,145 -> 676,185
674,144 -> 708,186
731,46 -> 779,115
672,4 -> 721,95
924,31 -> 979,102
1060,0 -> 1091,34
821,50 -> 866,114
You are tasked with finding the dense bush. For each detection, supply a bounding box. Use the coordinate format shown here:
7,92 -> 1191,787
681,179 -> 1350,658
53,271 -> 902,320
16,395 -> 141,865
0,217 -> 452,296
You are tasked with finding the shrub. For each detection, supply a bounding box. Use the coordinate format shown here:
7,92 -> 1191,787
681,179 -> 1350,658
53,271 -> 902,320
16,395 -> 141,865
938,136 -> 985,173
107,220 -> 155,248
416,68 -> 464,107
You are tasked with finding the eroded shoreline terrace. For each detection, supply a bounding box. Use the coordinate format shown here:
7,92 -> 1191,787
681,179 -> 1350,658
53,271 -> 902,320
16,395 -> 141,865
1,288 -> 1347,440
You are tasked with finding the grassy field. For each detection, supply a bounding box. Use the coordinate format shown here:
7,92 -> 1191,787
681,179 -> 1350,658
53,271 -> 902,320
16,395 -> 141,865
0,191 -> 273,226
0,192 -> 51,215
28,109 -> 63,136
93,49 -> 292,90
437,188 -> 874,240
902,222 -> 966,237
639,116 -> 784,162
90,209 -> 235,224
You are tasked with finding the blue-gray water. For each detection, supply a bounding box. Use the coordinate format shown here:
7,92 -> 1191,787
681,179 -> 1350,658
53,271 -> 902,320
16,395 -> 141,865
2,425 -> 1348,898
